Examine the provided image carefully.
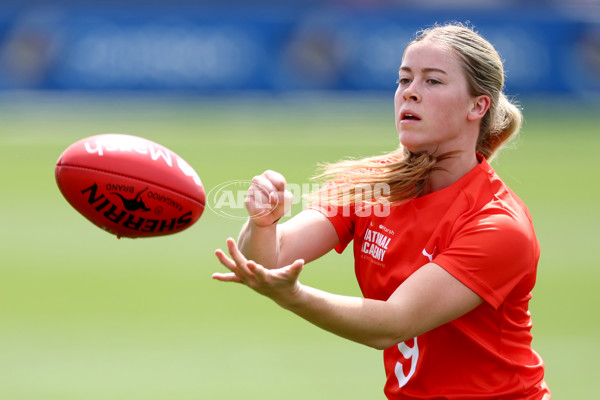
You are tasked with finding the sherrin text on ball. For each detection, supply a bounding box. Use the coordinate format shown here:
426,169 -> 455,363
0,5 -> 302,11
55,134 -> 205,238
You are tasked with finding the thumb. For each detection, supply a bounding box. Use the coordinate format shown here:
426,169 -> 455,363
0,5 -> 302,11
281,190 -> 295,215
284,259 -> 305,279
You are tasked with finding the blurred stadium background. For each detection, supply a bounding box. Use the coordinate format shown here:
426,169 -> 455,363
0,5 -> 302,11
1,1 -> 599,399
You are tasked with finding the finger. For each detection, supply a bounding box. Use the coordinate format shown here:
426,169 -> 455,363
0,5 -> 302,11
212,272 -> 242,283
214,249 -> 237,272
269,191 -> 277,205
290,258 -> 305,270
262,190 -> 293,221
268,191 -> 281,212
247,184 -> 279,218
263,170 -> 287,192
217,246 -> 256,282
279,190 -> 294,215
226,238 -> 251,272
248,185 -> 270,206
246,192 -> 273,216
249,259 -> 304,283
214,249 -> 245,283
251,174 -> 277,196
262,186 -> 292,206
283,190 -> 294,206
283,259 -> 305,279
246,260 -> 265,282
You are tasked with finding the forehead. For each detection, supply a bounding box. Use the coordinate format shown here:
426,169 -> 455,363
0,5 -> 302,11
400,41 -> 462,73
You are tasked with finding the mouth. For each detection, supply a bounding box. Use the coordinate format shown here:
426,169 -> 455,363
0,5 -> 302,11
401,111 -> 421,121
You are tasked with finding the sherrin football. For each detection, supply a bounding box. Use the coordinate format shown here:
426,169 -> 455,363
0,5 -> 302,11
55,134 -> 205,238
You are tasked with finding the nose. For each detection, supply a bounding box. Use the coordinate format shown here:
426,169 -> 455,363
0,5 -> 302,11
402,82 -> 421,102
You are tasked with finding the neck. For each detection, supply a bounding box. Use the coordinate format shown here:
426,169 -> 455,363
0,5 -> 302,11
420,151 -> 479,195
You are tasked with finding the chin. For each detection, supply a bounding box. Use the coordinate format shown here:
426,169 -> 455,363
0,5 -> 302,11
398,135 -> 430,155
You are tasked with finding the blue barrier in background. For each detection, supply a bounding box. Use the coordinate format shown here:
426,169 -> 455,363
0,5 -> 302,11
0,3 -> 598,96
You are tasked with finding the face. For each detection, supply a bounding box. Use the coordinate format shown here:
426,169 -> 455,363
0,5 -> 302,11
394,40 -> 484,155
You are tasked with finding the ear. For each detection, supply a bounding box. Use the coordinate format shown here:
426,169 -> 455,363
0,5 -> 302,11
467,95 -> 491,122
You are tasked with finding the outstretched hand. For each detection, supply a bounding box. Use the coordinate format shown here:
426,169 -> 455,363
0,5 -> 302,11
213,238 -> 305,306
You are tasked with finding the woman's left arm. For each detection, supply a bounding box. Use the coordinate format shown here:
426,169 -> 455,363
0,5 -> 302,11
214,238 -> 482,350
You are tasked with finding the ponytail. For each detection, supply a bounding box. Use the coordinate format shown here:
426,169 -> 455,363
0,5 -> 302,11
310,148 -> 457,207
477,93 -> 523,161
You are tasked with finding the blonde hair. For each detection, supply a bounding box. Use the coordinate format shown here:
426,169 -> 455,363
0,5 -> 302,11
312,23 -> 522,206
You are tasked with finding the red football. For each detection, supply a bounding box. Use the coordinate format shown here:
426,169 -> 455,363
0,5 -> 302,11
55,134 -> 205,238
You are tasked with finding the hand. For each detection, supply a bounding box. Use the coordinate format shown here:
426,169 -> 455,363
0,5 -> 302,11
213,238 -> 305,305
246,170 -> 294,227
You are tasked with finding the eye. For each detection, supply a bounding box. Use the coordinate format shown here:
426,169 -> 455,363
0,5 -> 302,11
426,78 -> 442,85
397,78 -> 411,85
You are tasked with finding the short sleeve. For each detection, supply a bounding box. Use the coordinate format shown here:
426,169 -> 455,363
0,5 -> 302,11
308,203 -> 356,253
433,211 -> 540,309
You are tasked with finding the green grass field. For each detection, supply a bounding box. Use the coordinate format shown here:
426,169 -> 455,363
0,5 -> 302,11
1,94 -> 598,399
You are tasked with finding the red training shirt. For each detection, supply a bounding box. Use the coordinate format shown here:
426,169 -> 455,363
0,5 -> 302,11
312,155 -> 550,399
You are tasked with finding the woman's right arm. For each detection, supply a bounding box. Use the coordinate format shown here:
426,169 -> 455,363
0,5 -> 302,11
237,170 -> 339,269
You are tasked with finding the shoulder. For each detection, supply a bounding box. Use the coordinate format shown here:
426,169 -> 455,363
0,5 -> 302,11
461,159 -> 534,226
457,207 -> 537,257
439,162 -> 540,287
435,200 -> 539,308
455,164 -> 538,254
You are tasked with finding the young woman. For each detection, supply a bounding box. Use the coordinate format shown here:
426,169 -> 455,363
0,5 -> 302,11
213,23 -> 550,399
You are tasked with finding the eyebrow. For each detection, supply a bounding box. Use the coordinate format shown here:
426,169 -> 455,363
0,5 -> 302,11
399,66 -> 447,74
